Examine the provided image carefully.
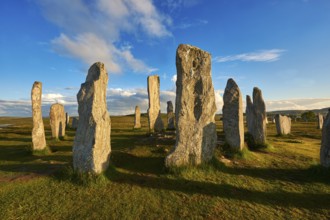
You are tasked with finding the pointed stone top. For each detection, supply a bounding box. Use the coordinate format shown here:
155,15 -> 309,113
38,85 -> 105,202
86,62 -> 107,82
33,81 -> 42,86
253,87 -> 263,99
226,78 -> 238,90
246,95 -> 252,104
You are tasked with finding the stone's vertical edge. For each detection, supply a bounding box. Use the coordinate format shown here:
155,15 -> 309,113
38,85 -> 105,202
134,106 -> 141,129
147,75 -> 163,132
49,104 -> 66,138
320,110 -> 330,167
317,113 -> 324,129
72,117 -> 79,129
246,95 -> 253,133
73,62 -> 111,174
31,81 -> 47,151
165,44 -> 217,167
222,78 -> 244,151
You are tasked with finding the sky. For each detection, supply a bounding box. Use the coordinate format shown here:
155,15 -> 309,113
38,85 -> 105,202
1,0 -> 330,116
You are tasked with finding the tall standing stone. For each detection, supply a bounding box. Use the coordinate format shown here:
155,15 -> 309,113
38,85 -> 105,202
165,44 -> 217,167
246,88 -> 267,146
275,114 -> 291,135
167,101 -> 175,130
31,81 -> 47,151
147,75 -> 164,132
222,78 -> 244,151
49,103 -> 66,138
66,112 -> 70,126
134,106 -> 141,129
317,113 -> 324,129
320,109 -> 330,167
73,62 -> 111,174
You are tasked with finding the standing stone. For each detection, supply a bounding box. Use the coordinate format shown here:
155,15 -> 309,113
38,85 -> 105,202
165,44 -> 217,167
72,117 -> 79,129
31,81 -> 47,151
167,101 -> 175,130
275,114 -> 291,135
320,109 -> 330,167
134,106 -> 141,129
154,111 -> 164,132
222,78 -> 244,151
66,112 -> 70,126
246,88 -> 267,146
147,75 -> 164,132
246,95 -> 254,133
73,62 -> 111,174
317,113 -> 324,129
49,103 -> 66,138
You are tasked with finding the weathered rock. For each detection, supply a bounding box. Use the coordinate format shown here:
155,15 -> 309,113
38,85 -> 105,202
222,78 -> 244,151
275,114 -> 291,135
72,117 -> 79,129
246,88 -> 267,146
320,109 -> 330,167
317,113 -> 324,129
147,75 -> 163,132
154,111 -> 164,132
165,44 -> 217,167
134,106 -> 141,129
31,81 -> 47,151
167,101 -> 175,130
66,112 -> 70,126
73,62 -> 111,174
49,103 -> 66,138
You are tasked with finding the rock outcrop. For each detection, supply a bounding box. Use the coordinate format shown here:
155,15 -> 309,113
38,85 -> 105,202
165,44 -> 217,167
31,81 -> 47,151
73,62 -> 111,174
49,103 -> 66,138
275,114 -> 291,135
222,78 -> 244,151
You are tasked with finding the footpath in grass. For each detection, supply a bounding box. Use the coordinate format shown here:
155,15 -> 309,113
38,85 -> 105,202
0,116 -> 329,219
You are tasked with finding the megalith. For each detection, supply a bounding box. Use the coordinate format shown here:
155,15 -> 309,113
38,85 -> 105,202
31,81 -> 47,151
246,87 -> 267,146
66,112 -> 70,126
167,101 -> 175,130
147,75 -> 163,132
49,103 -> 66,138
73,62 -> 111,174
222,78 -> 244,151
317,113 -> 324,129
154,111 -> 164,132
134,106 -> 141,129
72,117 -> 79,129
165,44 -> 217,167
275,114 -> 291,135
320,109 -> 330,167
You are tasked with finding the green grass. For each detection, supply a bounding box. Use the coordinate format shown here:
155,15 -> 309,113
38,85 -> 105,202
0,116 -> 330,219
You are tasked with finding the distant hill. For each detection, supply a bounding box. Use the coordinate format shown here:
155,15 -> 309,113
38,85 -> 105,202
267,107 -> 330,116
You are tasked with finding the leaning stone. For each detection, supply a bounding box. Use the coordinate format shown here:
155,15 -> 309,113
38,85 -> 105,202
317,113 -> 324,129
275,114 -> 291,135
49,103 -> 66,138
134,106 -> 141,129
222,78 -> 244,151
147,75 -> 163,132
320,109 -> 330,167
167,101 -> 175,130
73,62 -> 111,174
31,81 -> 47,151
165,44 -> 217,167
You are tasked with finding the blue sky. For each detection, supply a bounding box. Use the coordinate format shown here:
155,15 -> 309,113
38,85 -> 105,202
1,0 -> 330,116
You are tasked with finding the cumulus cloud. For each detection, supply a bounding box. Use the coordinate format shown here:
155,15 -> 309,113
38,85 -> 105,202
214,49 -> 285,63
171,74 -> 177,83
36,0 -> 170,74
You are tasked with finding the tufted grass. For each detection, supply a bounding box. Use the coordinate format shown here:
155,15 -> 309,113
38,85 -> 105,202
0,115 -> 329,219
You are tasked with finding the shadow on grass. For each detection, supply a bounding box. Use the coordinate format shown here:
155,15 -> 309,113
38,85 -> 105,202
104,166 -> 330,210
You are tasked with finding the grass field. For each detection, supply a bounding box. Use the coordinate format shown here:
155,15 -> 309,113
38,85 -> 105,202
0,115 -> 329,219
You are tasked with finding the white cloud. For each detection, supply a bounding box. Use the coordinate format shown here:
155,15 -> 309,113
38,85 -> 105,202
171,74 -> 177,83
36,0 -> 171,74
214,49 -> 285,63
265,98 -> 330,111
